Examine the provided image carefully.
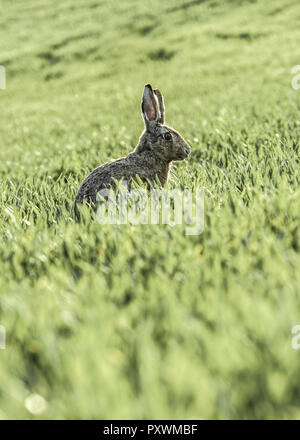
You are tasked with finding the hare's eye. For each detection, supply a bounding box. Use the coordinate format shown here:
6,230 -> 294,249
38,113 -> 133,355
164,132 -> 172,141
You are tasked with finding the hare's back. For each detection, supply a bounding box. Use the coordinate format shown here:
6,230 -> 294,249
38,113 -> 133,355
76,153 -> 153,203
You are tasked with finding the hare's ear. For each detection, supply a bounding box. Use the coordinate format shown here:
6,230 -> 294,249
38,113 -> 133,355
141,84 -> 159,128
154,89 -> 165,124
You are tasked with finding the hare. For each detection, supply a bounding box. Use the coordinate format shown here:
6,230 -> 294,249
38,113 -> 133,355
75,84 -> 191,205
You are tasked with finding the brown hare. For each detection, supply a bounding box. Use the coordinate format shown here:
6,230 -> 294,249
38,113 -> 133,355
75,84 -> 191,205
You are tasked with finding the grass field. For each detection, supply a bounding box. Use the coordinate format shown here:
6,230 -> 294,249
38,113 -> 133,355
1,0 -> 300,419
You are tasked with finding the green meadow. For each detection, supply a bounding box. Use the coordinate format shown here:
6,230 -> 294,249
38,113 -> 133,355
0,0 -> 300,419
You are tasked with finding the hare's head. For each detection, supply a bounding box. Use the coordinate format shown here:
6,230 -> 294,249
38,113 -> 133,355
136,84 -> 191,162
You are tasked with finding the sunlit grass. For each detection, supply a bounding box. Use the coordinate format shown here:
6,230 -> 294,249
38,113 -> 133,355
0,0 -> 300,419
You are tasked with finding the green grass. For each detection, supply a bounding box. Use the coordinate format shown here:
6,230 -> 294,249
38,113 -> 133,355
0,0 -> 300,419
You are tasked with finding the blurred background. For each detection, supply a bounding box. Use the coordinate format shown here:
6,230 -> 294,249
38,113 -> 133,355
0,0 -> 300,419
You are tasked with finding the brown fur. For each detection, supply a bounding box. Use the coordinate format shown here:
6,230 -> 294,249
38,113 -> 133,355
75,84 -> 191,205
